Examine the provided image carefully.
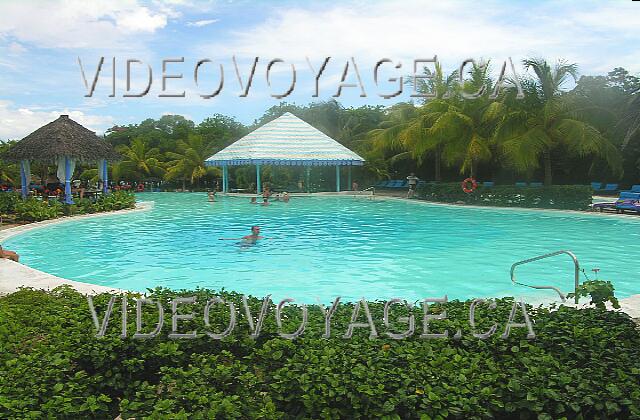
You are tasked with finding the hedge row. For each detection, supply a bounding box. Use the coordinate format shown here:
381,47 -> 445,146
416,183 -> 593,210
1,287 -> 639,419
0,191 -> 136,222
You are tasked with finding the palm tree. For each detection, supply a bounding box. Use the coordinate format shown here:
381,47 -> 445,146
494,58 -> 622,185
620,92 -> 640,151
399,63 -> 496,178
114,138 -> 165,181
165,134 -> 220,190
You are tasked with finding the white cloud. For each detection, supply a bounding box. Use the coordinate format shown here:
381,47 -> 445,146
117,7 -> 167,33
0,0 -> 171,49
187,19 -> 219,27
197,0 -> 640,76
0,100 -> 114,140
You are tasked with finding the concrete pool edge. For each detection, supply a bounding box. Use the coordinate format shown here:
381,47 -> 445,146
1,196 -> 639,320
0,201 -> 154,296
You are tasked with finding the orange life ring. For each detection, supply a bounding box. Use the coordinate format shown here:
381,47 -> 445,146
461,177 -> 478,194
136,183 -> 145,192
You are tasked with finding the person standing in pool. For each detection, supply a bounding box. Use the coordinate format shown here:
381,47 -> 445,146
406,173 -> 419,198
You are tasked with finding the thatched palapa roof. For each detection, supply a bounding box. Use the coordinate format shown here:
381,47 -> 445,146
2,115 -> 120,162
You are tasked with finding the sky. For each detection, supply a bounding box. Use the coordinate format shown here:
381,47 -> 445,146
0,0 -> 638,140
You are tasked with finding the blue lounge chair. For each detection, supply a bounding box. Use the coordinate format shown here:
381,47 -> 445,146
483,181 -> 494,187
374,180 -> 388,188
417,180 -> 427,187
591,182 -> 603,190
529,182 -> 543,188
631,185 -> 640,193
389,180 -> 407,188
515,182 -> 527,187
616,192 -> 640,213
604,183 -> 619,193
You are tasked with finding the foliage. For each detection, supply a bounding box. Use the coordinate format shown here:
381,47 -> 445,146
94,191 -> 136,212
417,183 -> 593,210
0,192 -> 20,214
0,287 -> 639,418
165,134 -> 221,188
4,192 -> 134,221
13,198 -> 63,221
568,280 -> 621,310
114,138 -> 166,182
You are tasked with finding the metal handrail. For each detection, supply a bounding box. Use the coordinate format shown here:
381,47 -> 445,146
361,186 -> 375,195
510,250 -> 580,304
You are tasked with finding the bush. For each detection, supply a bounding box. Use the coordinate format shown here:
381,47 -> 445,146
0,287 -> 638,419
569,280 -> 621,310
416,183 -> 593,210
0,192 -> 20,214
94,191 -> 136,212
13,198 -> 63,222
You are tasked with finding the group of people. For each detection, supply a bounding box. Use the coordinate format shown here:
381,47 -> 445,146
250,187 -> 290,206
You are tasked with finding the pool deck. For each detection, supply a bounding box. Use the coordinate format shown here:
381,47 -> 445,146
0,196 -> 639,322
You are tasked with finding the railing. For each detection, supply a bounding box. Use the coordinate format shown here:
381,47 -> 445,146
360,186 -> 375,195
510,250 -> 580,304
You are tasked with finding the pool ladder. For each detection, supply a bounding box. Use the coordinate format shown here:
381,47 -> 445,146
510,250 -> 580,304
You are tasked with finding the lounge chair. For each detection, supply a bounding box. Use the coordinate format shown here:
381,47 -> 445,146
515,182 -> 527,187
616,192 -> 640,213
630,185 -> 640,193
604,183 -> 619,192
483,181 -> 494,187
529,182 -> 543,188
591,182 -> 603,191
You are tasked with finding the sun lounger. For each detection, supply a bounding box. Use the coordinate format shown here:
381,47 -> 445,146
591,182 -> 603,190
529,182 -> 543,187
604,183 -> 618,192
515,182 -> 527,187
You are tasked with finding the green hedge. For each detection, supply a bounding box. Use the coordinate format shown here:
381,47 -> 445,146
1,287 -> 639,419
416,183 -> 593,210
0,191 -> 136,221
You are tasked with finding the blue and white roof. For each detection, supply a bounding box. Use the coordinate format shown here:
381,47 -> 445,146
205,113 -> 365,166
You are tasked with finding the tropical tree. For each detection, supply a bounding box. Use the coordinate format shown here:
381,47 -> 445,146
165,134 -> 220,189
114,138 -> 165,181
493,58 -> 622,185
0,142 -> 19,184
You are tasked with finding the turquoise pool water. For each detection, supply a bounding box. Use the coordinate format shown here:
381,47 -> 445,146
5,193 -> 639,303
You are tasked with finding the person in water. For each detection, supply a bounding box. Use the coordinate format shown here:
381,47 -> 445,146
219,226 -> 269,243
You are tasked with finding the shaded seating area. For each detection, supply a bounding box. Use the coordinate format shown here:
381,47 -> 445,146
1,115 -> 119,204
205,113 -> 364,193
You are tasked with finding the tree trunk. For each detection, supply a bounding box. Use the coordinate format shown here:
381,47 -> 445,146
434,146 -> 442,182
470,161 -> 476,178
182,178 -> 186,191
543,150 -> 553,186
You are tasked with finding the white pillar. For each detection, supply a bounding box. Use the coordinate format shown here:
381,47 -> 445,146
336,165 -> 341,192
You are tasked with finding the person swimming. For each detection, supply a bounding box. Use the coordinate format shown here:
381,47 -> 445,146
219,226 -> 270,244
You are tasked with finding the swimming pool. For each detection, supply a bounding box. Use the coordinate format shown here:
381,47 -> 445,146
5,193 -> 639,303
